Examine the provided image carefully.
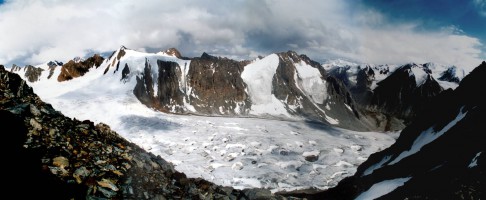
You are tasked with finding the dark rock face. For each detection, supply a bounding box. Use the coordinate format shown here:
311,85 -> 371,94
105,47 -> 126,74
284,61 -> 486,200
0,65 -> 289,200
23,65 -> 44,82
58,54 -> 104,81
155,60 -> 185,112
351,66 -> 374,105
133,59 -> 156,108
121,63 -> 130,82
370,64 -> 443,122
185,53 -> 250,115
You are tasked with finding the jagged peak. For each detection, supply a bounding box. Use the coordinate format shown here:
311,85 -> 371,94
200,52 -> 217,60
47,60 -> 63,67
161,47 -> 182,58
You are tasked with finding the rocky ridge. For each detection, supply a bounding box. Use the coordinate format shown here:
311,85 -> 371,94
0,65 -> 293,199
9,47 -> 464,132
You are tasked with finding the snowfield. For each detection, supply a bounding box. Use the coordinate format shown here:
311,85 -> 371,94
14,51 -> 397,192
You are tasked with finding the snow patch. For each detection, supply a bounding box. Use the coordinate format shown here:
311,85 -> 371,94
344,103 -> 352,112
468,152 -> 482,168
325,115 -> 339,125
363,155 -> 391,176
294,61 -> 327,103
388,107 -> 468,165
241,54 -> 292,117
355,177 -> 411,200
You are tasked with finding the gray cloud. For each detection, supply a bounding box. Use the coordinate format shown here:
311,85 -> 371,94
0,0 -> 484,70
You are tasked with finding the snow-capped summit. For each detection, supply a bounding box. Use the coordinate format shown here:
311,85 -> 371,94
405,63 -> 431,86
438,66 -> 465,84
159,47 -> 183,58
322,58 -> 360,70
370,63 -> 443,121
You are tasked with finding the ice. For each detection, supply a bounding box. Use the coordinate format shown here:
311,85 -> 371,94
330,171 -> 347,179
303,150 -> 320,157
334,160 -> 353,167
231,162 -> 244,170
333,148 -> 344,154
468,152 -> 482,168
355,177 -> 411,200
233,178 -> 262,189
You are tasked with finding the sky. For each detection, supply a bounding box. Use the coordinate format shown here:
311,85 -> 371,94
0,0 -> 485,70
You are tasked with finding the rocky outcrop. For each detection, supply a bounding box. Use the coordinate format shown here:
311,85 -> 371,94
133,59 -> 157,109
350,66 -> 374,105
10,61 -> 62,82
283,61 -> 486,200
163,47 -> 183,58
58,54 -> 104,81
186,53 -> 250,115
0,65 -> 290,200
23,65 -> 44,82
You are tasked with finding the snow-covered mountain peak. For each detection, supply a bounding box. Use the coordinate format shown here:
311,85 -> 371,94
438,66 -> 465,84
159,47 -> 183,58
403,63 -> 431,86
322,58 -> 360,70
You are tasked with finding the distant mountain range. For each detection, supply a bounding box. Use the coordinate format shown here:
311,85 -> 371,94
8,46 -> 465,131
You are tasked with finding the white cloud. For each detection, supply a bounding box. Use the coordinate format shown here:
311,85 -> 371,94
0,0 -> 484,70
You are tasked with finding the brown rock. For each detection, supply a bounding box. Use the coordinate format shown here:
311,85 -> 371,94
53,156 -> 69,168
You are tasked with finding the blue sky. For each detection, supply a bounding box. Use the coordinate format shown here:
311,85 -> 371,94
0,0 -> 485,70
361,0 -> 486,51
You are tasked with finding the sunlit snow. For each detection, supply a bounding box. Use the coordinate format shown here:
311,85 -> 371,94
355,177 -> 411,200
468,152 -> 482,168
409,65 -> 428,86
241,54 -> 291,117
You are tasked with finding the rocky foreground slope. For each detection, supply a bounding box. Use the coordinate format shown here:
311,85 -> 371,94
0,65 -> 295,199
283,62 -> 485,199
